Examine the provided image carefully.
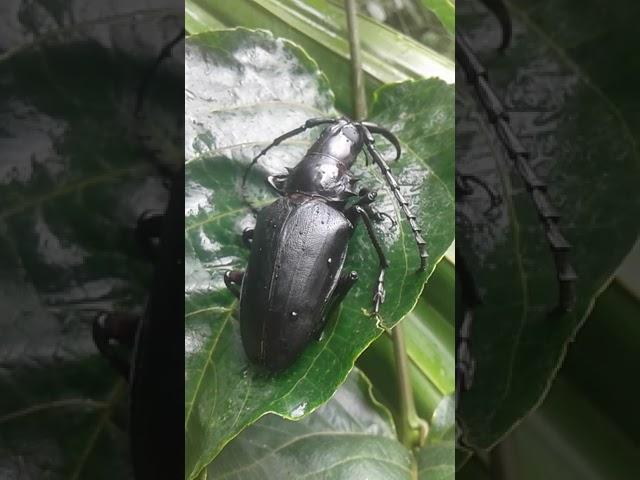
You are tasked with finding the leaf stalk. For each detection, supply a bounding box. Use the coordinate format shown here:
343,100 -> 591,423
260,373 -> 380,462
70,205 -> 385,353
392,320 -> 429,448
344,0 -> 367,120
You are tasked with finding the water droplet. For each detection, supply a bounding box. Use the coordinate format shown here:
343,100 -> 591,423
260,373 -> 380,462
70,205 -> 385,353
291,402 -> 307,418
327,258 -> 332,264
290,311 -> 298,320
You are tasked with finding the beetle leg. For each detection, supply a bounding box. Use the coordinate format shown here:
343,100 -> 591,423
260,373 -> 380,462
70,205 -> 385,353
266,174 -> 288,194
334,270 -> 359,303
356,188 -> 397,228
224,270 -> 244,299
314,271 -> 359,340
136,211 -> 165,262
242,229 -> 254,249
346,205 -> 389,317
92,311 -> 139,380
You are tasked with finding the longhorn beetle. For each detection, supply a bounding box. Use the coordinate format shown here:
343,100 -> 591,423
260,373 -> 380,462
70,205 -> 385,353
224,118 -> 426,371
92,27 -> 185,480
455,0 -> 577,443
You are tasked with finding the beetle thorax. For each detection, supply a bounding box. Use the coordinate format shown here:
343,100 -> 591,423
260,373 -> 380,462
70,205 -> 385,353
305,120 -> 363,166
284,120 -> 361,200
284,155 -> 352,200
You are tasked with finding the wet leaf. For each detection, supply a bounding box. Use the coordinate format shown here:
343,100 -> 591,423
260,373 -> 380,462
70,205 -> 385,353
185,0 -> 454,113
0,4 -> 182,479
456,0 -> 640,449
420,0 -> 455,35
208,368 -> 454,480
184,28 -> 453,478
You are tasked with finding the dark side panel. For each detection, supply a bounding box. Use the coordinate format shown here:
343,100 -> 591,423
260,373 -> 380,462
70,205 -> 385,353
240,197 -> 352,370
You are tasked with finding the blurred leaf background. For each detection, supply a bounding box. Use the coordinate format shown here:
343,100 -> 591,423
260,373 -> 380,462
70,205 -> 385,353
0,1 -> 182,478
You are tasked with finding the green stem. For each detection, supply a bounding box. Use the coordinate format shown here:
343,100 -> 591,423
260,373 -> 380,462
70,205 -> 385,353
344,0 -> 367,120
489,437 -> 517,480
346,0 -> 428,450
392,321 -> 429,448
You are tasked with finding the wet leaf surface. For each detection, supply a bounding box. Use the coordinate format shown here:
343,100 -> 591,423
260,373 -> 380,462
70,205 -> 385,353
208,368 -> 454,480
456,0 -> 640,449
0,3 -> 182,478
184,28 -> 453,478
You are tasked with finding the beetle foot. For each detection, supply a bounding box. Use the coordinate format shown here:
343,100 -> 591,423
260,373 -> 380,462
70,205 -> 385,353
224,270 -> 244,299
92,311 -> 139,379
372,210 -> 397,229
372,269 -> 386,316
241,229 -> 254,249
136,210 -> 165,262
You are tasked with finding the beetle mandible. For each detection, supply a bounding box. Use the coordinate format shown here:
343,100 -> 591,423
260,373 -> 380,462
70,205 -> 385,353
224,117 -> 427,371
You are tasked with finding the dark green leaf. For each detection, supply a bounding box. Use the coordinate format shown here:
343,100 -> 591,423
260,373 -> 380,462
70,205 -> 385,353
184,28 -> 453,478
456,0 -> 640,449
208,368 -> 454,479
0,5 -> 182,479
207,369 -> 414,479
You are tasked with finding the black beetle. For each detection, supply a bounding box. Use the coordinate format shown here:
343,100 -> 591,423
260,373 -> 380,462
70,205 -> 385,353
92,168 -> 184,480
224,118 -> 427,371
92,28 -> 185,480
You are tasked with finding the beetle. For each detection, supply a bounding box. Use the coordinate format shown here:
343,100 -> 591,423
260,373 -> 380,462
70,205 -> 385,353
455,0 -> 576,444
91,27 -> 185,480
93,169 -> 183,480
223,117 -> 427,371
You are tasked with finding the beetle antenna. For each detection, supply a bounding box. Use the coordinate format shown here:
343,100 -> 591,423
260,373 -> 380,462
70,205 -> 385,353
135,27 -> 185,117
457,31 -> 576,312
241,118 -> 338,211
478,0 -> 512,51
360,122 -> 401,160
361,126 -> 428,271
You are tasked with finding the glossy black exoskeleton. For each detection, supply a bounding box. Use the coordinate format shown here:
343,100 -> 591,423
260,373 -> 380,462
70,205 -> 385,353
224,118 -> 427,371
91,28 -> 185,480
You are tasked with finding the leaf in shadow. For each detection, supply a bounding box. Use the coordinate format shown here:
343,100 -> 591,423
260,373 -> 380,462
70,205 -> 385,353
0,6 -> 182,479
208,368 -> 454,480
456,0 -> 640,449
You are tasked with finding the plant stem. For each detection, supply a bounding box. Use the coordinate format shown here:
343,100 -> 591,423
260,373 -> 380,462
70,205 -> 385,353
392,321 -> 429,448
489,437 -> 517,480
344,0 -> 426,450
344,0 -> 367,120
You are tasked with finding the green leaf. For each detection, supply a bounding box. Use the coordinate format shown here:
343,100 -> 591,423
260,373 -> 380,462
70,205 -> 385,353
185,0 -> 454,113
419,0 -> 455,35
416,441 -> 455,480
0,6 -> 182,479
207,368 -> 454,479
456,0 -> 640,449
184,28 -> 454,478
